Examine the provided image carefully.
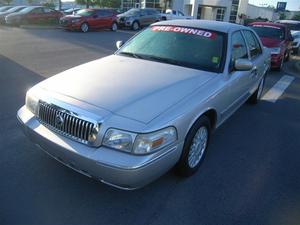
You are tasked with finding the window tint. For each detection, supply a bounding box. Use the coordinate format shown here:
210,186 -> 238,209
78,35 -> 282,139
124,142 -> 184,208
44,8 -> 55,13
31,8 -> 44,13
231,31 -> 248,61
243,30 -> 262,58
97,10 -> 111,16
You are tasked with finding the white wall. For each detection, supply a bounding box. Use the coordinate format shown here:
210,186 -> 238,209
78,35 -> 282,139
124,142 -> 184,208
246,4 -> 276,21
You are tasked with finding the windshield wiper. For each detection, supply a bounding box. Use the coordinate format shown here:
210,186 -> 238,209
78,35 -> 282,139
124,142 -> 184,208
118,52 -> 143,59
139,55 -> 186,67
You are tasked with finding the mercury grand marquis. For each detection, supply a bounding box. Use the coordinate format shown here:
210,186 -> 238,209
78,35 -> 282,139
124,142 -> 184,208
17,20 -> 270,190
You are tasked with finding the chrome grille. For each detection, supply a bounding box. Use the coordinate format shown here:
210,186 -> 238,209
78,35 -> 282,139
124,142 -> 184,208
38,101 -> 97,145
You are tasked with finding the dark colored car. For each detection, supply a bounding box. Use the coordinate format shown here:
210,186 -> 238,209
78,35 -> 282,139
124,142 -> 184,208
249,22 -> 293,70
59,8 -> 118,32
0,6 -> 13,13
0,6 -> 27,24
117,8 -> 161,30
5,6 -> 63,26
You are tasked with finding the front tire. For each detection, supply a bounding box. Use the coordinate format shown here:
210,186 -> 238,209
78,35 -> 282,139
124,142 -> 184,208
80,22 -> 89,33
131,21 -> 140,31
175,116 -> 211,177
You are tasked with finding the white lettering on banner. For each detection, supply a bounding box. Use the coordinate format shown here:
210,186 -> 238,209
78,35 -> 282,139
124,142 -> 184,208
151,26 -> 217,39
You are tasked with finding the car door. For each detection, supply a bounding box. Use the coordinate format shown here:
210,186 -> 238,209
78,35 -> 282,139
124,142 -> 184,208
139,9 -> 148,26
96,10 -> 112,28
242,30 -> 265,93
222,30 -> 253,119
26,7 -> 44,24
43,8 -> 60,23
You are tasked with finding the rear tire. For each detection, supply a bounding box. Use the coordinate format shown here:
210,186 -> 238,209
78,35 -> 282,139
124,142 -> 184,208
175,116 -> 211,177
80,22 -> 89,33
111,22 -> 118,31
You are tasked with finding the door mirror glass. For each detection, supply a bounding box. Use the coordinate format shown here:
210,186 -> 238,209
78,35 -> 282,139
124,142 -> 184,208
116,40 -> 124,49
234,59 -> 253,71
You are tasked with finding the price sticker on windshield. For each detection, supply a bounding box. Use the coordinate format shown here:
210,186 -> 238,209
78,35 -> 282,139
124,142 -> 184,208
151,26 -> 217,39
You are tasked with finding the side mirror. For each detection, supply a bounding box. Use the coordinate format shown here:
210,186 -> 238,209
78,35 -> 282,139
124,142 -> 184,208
234,59 -> 253,71
116,40 -> 124,49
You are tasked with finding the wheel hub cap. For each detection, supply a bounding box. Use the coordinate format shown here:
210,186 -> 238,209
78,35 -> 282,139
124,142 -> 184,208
188,126 -> 208,168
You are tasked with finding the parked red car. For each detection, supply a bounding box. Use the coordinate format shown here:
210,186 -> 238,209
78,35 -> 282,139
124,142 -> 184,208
249,22 -> 293,70
5,6 -> 63,26
60,9 -> 118,32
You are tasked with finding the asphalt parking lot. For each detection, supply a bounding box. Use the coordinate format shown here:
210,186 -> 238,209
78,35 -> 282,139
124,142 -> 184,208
1,27 -> 300,225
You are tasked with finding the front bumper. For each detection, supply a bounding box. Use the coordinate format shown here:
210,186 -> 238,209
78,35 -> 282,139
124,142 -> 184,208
17,106 -> 182,190
117,19 -> 133,27
271,54 -> 283,68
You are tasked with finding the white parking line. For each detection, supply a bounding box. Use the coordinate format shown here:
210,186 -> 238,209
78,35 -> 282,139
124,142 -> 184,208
262,75 -> 295,103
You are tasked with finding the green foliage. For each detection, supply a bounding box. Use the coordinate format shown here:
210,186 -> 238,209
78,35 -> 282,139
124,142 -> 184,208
2,0 -> 13,5
292,13 -> 300,21
42,1 -> 56,9
279,13 -> 286,20
75,0 -> 121,8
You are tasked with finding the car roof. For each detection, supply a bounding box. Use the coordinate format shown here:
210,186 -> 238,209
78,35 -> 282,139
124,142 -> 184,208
153,19 -> 248,33
249,21 -> 287,29
277,20 -> 300,24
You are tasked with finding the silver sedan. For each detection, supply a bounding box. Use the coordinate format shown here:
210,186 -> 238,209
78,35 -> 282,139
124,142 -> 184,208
17,20 -> 270,190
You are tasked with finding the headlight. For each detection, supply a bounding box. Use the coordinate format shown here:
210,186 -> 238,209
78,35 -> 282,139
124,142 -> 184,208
71,18 -> 81,23
133,127 -> 177,154
270,47 -> 281,55
102,127 -> 177,154
103,129 -> 136,152
25,90 -> 39,115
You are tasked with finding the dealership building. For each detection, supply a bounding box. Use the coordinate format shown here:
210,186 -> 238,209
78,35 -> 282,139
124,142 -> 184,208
122,0 -> 279,23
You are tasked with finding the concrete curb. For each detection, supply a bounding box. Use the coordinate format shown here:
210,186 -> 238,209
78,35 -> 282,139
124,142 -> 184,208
20,25 -> 60,29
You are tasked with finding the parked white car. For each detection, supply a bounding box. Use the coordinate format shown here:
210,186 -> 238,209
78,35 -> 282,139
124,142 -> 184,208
291,31 -> 300,54
160,9 -> 193,20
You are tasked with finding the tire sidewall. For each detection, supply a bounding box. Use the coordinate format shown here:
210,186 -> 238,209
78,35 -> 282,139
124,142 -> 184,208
80,22 -> 89,32
175,116 -> 211,176
132,21 -> 140,31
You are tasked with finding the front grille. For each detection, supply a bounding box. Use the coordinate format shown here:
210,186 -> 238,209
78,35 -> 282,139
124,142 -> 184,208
38,101 -> 97,145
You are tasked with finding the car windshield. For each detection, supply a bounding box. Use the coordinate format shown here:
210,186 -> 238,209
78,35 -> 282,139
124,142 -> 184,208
6,6 -> 25,13
293,34 -> 300,39
124,9 -> 140,16
0,6 -> 12,12
251,26 -> 285,40
76,9 -> 94,16
117,25 -> 225,72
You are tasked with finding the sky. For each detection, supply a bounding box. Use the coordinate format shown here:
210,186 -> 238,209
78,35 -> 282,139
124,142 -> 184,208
249,0 -> 300,10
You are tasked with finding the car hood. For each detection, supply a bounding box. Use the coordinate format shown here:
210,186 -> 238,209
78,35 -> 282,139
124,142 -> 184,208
38,55 -> 216,123
260,37 -> 284,48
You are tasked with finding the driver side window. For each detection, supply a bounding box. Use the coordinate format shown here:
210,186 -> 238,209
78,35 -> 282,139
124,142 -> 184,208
230,31 -> 248,72
231,31 -> 248,59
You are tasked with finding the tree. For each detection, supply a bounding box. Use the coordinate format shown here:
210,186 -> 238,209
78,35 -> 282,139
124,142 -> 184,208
2,0 -> 13,5
292,13 -> 300,21
75,0 -> 121,8
279,12 -> 286,20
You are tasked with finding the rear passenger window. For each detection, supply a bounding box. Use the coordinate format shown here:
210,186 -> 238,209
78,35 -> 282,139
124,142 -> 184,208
231,31 -> 248,61
243,30 -> 262,58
